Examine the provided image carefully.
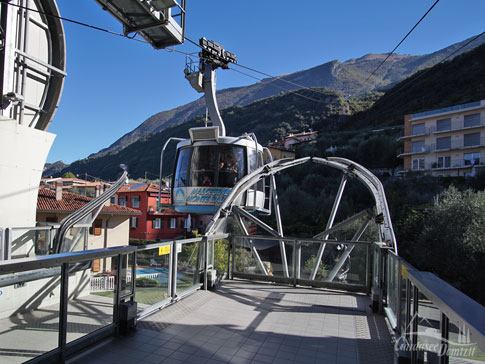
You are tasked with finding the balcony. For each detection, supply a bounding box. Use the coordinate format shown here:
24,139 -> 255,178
431,136 -> 485,152
432,120 -> 485,135
410,100 -> 482,120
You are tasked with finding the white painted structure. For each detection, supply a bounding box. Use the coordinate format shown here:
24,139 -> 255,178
0,0 -> 66,231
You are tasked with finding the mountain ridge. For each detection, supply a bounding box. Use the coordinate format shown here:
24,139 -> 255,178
65,34 -> 485,165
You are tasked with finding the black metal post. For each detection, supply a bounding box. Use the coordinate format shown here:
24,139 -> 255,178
58,262 -> 69,360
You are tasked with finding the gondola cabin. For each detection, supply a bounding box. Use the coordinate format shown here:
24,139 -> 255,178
172,127 -> 265,215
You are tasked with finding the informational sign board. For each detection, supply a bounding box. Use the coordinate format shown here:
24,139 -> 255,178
159,246 -> 170,256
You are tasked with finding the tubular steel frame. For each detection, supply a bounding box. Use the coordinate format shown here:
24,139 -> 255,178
204,156 -> 397,286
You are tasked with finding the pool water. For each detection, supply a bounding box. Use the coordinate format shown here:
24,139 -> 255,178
136,267 -> 169,275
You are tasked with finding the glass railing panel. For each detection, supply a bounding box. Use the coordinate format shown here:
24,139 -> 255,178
232,238 -> 294,278
0,267 -> 61,363
386,253 -> 400,326
176,242 -> 200,294
120,252 -> 134,298
416,292 -> 441,363
135,245 -> 171,312
10,227 -> 54,259
234,238 -> 263,275
213,239 -> 229,277
62,227 -> 88,253
67,259 -> 114,343
448,322 -> 485,363
400,268 -> 407,335
254,238 -> 290,278
208,239 -> 214,268
299,241 -> 368,285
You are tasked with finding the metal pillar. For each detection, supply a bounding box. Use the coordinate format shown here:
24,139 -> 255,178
271,175 -> 289,278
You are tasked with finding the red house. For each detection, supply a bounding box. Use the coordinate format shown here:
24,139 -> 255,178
116,183 -> 188,240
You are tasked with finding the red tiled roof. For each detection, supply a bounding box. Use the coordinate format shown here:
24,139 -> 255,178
118,183 -> 164,193
37,188 -> 140,215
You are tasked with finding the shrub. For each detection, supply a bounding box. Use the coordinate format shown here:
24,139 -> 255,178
136,277 -> 160,287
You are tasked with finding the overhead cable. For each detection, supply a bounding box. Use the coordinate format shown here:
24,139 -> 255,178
379,31 -> 484,101
364,0 -> 441,85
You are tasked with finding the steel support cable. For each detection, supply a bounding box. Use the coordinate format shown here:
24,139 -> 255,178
229,67 -> 330,104
364,0 -> 441,85
377,31 -> 485,102
183,35 -> 340,97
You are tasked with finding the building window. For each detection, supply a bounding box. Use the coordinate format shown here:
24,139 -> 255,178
436,118 -> 451,132
437,156 -> 451,168
131,217 -> 138,229
119,196 -> 126,207
152,218 -> 161,229
436,136 -> 451,150
170,218 -> 176,229
464,132 -> 480,147
464,152 -> 480,166
412,158 -> 425,170
412,123 -> 425,135
183,218 -> 188,229
464,113 -> 480,128
131,196 -> 140,208
90,219 -> 102,236
412,140 -> 425,153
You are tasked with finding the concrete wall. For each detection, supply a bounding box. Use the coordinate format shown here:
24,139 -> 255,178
0,120 -> 55,229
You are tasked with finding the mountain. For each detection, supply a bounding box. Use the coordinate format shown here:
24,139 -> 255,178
93,34 -> 485,157
58,42 -> 485,180
43,160 -> 69,177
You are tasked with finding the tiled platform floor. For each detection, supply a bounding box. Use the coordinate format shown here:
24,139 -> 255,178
69,279 -> 395,364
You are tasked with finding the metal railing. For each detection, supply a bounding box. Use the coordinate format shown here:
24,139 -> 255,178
0,234 -> 227,363
229,235 -> 373,293
0,245 -> 136,363
376,247 -> 485,363
1,232 -> 483,363
411,101 -> 482,120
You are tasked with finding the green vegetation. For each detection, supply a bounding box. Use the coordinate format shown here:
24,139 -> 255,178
397,186 -> 485,304
62,171 -> 76,178
136,277 -> 160,287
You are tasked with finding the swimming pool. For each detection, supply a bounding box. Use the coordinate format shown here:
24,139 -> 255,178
136,267 -> 169,275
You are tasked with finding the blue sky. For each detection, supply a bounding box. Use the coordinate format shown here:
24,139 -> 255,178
47,0 -> 485,164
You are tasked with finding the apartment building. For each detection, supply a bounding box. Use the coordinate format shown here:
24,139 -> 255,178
398,100 -> 485,176
117,183 -> 188,240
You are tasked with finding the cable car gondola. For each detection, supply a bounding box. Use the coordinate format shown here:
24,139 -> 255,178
169,38 -> 267,215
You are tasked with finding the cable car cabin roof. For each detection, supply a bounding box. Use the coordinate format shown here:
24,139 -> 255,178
176,135 -> 262,150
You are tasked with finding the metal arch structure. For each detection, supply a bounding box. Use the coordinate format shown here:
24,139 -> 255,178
0,0 -> 66,131
204,156 -> 397,281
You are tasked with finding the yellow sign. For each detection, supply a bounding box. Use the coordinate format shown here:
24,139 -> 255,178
159,246 -> 170,256
401,264 -> 407,280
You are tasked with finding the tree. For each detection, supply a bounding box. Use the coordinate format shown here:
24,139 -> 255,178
403,186 -> 485,304
62,171 -> 76,178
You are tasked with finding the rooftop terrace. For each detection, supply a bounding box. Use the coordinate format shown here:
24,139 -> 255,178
68,280 -> 394,364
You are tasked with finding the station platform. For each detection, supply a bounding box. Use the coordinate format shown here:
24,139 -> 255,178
69,279 -> 395,364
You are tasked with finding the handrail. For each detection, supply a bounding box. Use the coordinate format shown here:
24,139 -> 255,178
53,165 -> 128,253
232,235 -> 374,246
0,245 -> 136,275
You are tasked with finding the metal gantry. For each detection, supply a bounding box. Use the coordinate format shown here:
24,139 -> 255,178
204,156 -> 397,284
